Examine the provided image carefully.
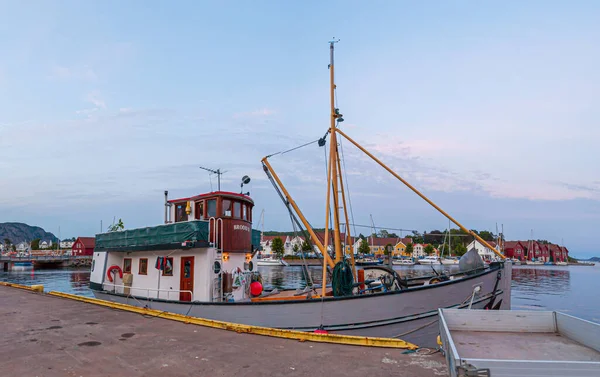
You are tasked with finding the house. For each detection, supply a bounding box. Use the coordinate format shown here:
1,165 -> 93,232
522,241 -> 542,261
72,237 -> 95,256
364,237 -> 412,256
467,240 -> 500,261
503,241 -> 526,261
40,241 -> 49,249
559,246 -> 569,262
16,242 -> 29,252
60,240 -> 75,249
412,244 -> 426,258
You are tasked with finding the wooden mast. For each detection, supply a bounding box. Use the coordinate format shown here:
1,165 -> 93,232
327,39 -> 344,263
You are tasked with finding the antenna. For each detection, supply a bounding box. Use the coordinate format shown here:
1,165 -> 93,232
199,166 -> 226,191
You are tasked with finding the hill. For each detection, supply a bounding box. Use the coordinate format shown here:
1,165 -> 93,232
0,222 -> 58,245
584,257 -> 600,262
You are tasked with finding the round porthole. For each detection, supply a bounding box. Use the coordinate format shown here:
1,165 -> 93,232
213,261 -> 221,274
248,261 -> 254,271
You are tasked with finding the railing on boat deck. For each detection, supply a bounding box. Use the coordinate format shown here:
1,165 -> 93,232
102,283 -> 193,301
208,217 -> 224,251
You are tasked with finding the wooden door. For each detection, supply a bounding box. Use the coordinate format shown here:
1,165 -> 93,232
179,256 -> 194,301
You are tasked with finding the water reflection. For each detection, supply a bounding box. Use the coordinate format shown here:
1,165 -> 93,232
0,268 -> 92,297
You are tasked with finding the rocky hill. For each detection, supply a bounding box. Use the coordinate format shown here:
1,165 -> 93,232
0,222 -> 58,244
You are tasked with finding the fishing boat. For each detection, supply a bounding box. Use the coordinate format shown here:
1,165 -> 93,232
555,261 -> 568,266
417,256 -> 442,265
89,41 -> 511,347
256,256 -> 289,266
392,258 -> 415,266
510,258 -> 522,265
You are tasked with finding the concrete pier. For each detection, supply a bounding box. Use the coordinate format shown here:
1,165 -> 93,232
0,285 -> 448,376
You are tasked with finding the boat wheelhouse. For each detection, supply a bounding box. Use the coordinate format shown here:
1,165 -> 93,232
90,190 -> 262,303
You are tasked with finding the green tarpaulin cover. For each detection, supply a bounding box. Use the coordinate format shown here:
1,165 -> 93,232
95,221 -> 210,252
252,229 -> 262,251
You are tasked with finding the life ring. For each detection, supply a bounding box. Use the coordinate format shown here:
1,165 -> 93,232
107,265 -> 123,282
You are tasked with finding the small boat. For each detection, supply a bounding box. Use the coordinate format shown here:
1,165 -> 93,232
256,257 -> 289,266
355,257 -> 382,266
439,309 -> 600,377
392,258 -> 415,266
417,256 -> 441,265
527,259 -> 544,265
544,261 -> 554,266
510,258 -> 521,265
441,257 -> 459,265
555,261 -> 568,266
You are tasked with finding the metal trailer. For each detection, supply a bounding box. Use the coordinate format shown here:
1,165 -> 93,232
438,309 -> 600,377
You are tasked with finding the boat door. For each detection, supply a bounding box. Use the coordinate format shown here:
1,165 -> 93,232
179,256 -> 194,301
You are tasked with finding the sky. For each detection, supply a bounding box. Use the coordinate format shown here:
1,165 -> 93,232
1,1 -> 599,258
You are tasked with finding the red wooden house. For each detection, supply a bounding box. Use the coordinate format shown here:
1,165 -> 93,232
72,237 -> 95,256
503,241 -> 526,261
560,246 -> 569,262
539,243 -> 550,262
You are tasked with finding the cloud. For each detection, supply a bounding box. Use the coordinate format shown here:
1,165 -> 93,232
85,91 -> 106,109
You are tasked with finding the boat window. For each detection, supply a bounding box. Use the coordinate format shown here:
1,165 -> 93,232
195,201 -> 204,220
139,258 -> 148,275
222,199 -> 232,217
233,201 -> 241,219
91,260 -> 95,272
207,199 -> 217,217
242,204 -> 247,220
162,257 -> 174,276
175,202 -> 188,222
123,258 -> 132,274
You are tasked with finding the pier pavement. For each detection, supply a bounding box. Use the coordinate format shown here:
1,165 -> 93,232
0,285 -> 447,377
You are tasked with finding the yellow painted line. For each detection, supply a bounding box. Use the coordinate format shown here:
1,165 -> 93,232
48,290 -> 418,349
0,281 -> 44,292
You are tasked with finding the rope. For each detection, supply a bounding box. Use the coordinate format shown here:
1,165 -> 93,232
392,318 -> 439,338
265,138 -> 321,159
338,136 -> 357,239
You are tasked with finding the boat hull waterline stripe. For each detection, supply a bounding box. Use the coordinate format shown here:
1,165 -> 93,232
47,290 -> 418,349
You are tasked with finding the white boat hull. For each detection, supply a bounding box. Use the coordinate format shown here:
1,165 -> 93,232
92,262 -> 511,347
256,259 -> 288,266
392,260 -> 415,266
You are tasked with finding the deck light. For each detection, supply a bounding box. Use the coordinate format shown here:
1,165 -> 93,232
240,175 -> 251,194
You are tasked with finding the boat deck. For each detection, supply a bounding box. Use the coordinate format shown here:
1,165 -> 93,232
452,330 -> 600,362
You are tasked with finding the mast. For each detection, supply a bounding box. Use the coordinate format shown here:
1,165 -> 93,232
326,38 -> 344,263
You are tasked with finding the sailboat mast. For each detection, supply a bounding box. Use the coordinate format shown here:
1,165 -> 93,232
327,39 -> 344,263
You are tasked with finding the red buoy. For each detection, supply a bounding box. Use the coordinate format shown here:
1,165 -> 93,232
250,281 -> 263,296
314,329 -> 328,334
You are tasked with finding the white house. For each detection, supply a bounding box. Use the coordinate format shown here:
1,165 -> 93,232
40,241 -> 49,249
467,240 -> 500,261
16,242 -> 29,252
60,240 -> 74,249
412,244 -> 426,258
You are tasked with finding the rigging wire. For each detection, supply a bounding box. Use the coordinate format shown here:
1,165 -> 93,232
338,136 -> 357,238
265,138 -> 321,159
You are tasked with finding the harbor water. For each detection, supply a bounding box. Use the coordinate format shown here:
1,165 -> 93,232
1,263 -> 599,323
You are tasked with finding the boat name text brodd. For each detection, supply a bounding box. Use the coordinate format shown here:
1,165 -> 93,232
234,224 -> 250,232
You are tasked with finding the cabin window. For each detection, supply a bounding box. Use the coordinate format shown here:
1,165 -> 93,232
123,258 -> 132,273
91,260 -> 95,272
195,201 -> 204,220
162,257 -> 174,276
175,202 -> 188,222
242,204 -> 247,220
233,202 -> 241,219
139,258 -> 148,275
207,199 -> 217,217
222,199 -> 232,217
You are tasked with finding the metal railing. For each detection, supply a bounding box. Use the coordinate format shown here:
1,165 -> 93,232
102,283 -> 193,301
